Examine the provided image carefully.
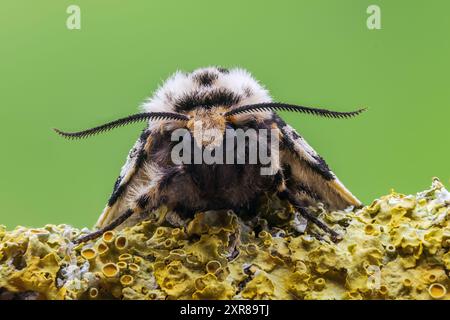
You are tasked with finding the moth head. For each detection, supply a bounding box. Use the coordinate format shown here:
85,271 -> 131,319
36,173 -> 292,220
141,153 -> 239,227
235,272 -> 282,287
186,106 -> 228,148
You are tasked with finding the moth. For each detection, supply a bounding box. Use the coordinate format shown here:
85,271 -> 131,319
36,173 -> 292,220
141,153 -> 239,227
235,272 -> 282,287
54,67 -> 365,243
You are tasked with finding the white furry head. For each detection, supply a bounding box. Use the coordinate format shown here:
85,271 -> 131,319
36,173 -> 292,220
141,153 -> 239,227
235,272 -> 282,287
141,67 -> 272,114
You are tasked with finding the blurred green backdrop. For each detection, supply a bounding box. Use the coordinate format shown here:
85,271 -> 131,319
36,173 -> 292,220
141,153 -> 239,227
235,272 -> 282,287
0,0 -> 448,228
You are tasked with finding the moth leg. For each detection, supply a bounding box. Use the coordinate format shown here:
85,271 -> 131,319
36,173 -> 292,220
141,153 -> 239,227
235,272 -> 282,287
82,197 -> 162,245
75,197 -> 164,244
74,208 -> 136,244
279,189 -> 341,242
77,165 -> 187,243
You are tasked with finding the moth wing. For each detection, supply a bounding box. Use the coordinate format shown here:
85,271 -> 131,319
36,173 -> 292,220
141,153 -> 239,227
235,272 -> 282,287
275,116 -> 361,210
95,129 -> 152,229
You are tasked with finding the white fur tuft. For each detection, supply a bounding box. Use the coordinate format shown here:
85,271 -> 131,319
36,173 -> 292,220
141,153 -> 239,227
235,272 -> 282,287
141,66 -> 272,113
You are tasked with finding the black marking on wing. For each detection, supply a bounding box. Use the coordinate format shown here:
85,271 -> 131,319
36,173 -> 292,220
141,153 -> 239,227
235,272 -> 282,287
107,130 -> 151,207
273,114 -> 334,181
136,194 -> 150,209
296,180 -> 324,202
282,164 -> 321,201
272,170 -> 284,188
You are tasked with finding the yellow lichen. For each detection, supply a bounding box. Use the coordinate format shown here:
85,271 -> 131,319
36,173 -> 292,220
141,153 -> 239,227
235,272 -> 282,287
0,179 -> 448,300
102,263 -> 119,278
205,261 -> 221,274
81,248 -> 97,261
120,275 -> 134,286
118,253 -> 132,262
102,231 -> 115,244
89,287 -> 99,299
128,263 -> 140,273
115,236 -> 128,250
241,272 -> 275,299
428,283 -> 446,299
97,242 -> 109,256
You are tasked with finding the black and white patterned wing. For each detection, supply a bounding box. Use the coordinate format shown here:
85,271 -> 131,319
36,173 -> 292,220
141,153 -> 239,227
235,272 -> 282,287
95,129 -> 152,229
275,115 -> 361,211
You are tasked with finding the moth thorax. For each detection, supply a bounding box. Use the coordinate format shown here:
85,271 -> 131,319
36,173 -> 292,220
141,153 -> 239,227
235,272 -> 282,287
187,107 -> 227,148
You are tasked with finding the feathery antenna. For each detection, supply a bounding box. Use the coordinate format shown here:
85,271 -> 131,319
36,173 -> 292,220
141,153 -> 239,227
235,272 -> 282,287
54,112 -> 189,139
225,102 -> 367,119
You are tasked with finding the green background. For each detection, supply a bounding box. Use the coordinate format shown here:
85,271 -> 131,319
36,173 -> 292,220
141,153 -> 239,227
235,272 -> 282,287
0,1 -> 448,228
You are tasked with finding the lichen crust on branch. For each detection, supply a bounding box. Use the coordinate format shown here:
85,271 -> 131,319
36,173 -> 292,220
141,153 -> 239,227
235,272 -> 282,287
0,179 -> 449,300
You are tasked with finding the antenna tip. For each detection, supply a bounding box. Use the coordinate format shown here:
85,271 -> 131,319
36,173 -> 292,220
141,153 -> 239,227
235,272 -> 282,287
53,128 -> 73,139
